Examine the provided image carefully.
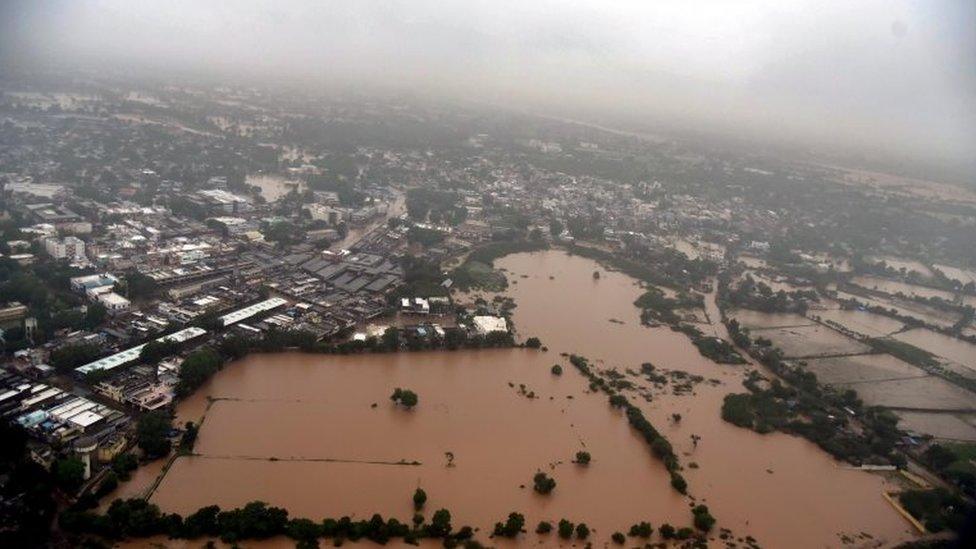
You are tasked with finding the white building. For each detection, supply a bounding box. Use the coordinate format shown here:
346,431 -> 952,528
97,292 -> 131,313
44,236 -> 86,261
472,315 -> 508,335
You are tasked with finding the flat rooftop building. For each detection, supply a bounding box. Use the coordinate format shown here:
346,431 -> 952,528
218,297 -> 287,327
75,327 -> 207,376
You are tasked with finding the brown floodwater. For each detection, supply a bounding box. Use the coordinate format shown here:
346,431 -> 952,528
145,250 -> 914,547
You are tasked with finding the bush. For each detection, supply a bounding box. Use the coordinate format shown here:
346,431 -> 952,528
692,504 -> 715,531
532,472 -> 556,494
557,519 -> 574,539
492,512 -> 524,538
628,521 -> 653,538
412,488 -> 427,510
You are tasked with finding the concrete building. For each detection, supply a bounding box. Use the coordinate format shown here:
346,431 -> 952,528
472,315 -> 508,335
44,236 -> 86,261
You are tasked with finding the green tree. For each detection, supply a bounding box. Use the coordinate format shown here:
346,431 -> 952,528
533,471 -> 556,494
550,364 -> 562,375
137,411 -> 173,459
54,458 -> 85,491
557,519 -> 574,539
391,388 -> 419,408
574,451 -> 591,465
176,348 -> 224,397
412,488 -> 427,510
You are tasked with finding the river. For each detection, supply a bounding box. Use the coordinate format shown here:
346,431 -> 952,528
140,250 -> 914,547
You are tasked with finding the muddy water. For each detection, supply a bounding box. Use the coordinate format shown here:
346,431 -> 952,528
152,251 -> 914,547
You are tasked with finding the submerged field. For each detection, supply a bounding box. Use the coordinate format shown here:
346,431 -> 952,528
136,251 -> 914,547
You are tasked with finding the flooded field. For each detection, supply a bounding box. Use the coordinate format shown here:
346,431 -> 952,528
835,291 -> 959,329
796,354 -> 923,385
726,309 -> 813,330
144,251 -> 914,547
865,256 -> 933,278
896,411 -> 976,442
836,375 -> 976,411
246,174 -> 306,202
813,307 -> 904,337
748,324 -> 872,358
852,276 -> 976,308
892,329 -> 976,374
934,264 -> 976,286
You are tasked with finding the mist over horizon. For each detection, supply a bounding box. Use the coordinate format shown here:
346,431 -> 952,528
2,0 -> 974,180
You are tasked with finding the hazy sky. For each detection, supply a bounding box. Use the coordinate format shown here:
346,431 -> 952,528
3,1 -> 974,168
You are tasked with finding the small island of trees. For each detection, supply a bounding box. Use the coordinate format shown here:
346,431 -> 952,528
390,388 -> 419,408
532,471 -> 556,494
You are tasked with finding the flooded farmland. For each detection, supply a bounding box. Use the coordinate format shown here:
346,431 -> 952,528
892,328 -> 976,375
812,307 -> 905,338
146,251 -> 914,547
745,324 -> 872,358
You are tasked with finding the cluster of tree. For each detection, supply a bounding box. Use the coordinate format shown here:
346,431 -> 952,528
136,411 -> 173,459
262,219 -> 302,247
406,225 -> 447,247
532,472 -> 556,494
554,519 -> 589,540
724,274 -> 815,315
390,388 -> 419,408
899,488 -> 974,534
111,453 -> 138,481
491,512 -> 525,538
691,505 -> 716,532
569,241 -> 717,289
722,355 -> 905,468
921,444 -> 976,498
0,258 -> 99,346
123,269 -> 159,300
175,348 -> 224,397
49,342 -> 103,373
633,287 -> 703,325
60,498 -> 479,546
305,175 -> 365,207
449,240 -> 548,291
674,323 -> 746,364
569,355 -> 687,494
405,188 -> 467,225
0,423 -> 57,547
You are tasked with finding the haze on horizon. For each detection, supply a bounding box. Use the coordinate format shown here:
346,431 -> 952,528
2,0 -> 974,178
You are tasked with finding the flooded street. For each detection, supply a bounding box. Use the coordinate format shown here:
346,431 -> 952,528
150,251 -> 915,547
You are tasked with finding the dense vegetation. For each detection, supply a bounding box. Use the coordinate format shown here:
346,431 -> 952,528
60,497 -> 479,546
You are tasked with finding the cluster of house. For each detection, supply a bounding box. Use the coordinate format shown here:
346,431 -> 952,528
0,368 -> 129,477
